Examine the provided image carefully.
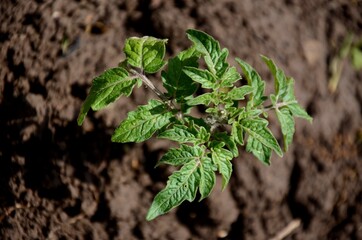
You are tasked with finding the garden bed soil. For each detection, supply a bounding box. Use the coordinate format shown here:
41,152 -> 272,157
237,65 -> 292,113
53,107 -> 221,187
1,0 -> 362,239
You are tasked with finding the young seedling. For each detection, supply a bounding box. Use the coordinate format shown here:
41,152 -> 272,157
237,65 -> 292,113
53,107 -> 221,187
77,29 -> 312,220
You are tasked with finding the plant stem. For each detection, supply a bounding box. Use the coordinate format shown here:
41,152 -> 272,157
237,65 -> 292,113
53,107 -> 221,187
263,100 -> 297,112
130,69 -> 176,109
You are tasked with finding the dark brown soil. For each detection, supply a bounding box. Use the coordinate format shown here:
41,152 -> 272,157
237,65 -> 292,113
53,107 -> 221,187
1,0 -> 362,239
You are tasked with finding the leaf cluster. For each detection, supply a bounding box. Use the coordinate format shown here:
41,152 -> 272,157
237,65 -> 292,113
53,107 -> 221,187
77,29 -> 312,221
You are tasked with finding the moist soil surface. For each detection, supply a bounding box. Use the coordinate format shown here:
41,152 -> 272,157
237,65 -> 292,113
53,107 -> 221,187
1,0 -> 362,239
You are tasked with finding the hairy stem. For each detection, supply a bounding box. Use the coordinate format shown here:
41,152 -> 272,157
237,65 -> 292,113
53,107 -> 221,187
263,100 -> 298,112
130,69 -> 176,109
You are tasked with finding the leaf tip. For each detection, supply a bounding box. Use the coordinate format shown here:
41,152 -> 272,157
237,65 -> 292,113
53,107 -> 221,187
276,149 -> 283,158
185,28 -> 197,35
145,203 -> 158,221
198,196 -> 207,202
146,196 -> 167,221
110,133 -> 120,143
307,115 -> 313,124
77,105 -> 89,126
77,115 -> 85,126
259,54 -> 268,61
154,162 -> 161,168
146,211 -> 157,221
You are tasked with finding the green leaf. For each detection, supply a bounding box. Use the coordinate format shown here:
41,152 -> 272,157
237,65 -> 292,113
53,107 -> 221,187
199,157 -> 216,201
124,36 -> 167,73
215,48 -> 229,77
112,100 -> 172,143
220,67 -> 241,87
232,122 -> 244,146
246,136 -> 272,165
238,108 -> 264,121
235,58 -> 266,107
158,145 -> 204,166
196,125 -> 211,143
186,92 -> 215,106
227,107 -> 245,121
183,116 -> 209,130
241,118 -> 283,157
279,77 -> 312,122
214,132 -> 238,157
270,94 -> 277,106
146,161 -> 200,221
288,103 -> 313,122
261,55 -> 287,99
162,47 -> 200,99
158,125 -> 196,143
78,67 -> 139,125
282,77 -> 296,102
186,29 -> 228,77
227,86 -> 254,100
276,108 -> 295,152
209,140 -> 225,149
183,67 -> 217,89
158,125 -> 204,144
211,148 -> 233,190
